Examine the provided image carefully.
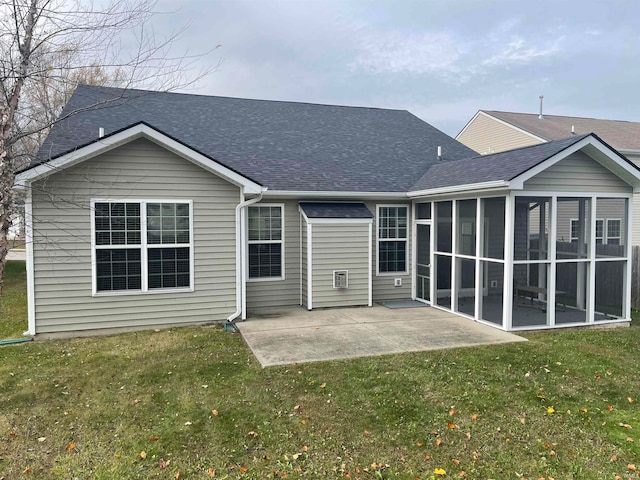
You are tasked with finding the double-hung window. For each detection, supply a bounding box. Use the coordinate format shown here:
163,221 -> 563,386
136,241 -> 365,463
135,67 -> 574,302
377,206 -> 408,274
247,205 -> 284,280
93,200 -> 193,294
570,218 -> 604,243
606,219 -> 621,245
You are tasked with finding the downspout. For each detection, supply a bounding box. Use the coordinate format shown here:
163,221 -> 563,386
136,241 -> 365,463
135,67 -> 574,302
226,191 -> 265,324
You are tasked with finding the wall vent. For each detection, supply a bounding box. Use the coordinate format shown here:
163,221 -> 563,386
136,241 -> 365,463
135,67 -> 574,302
333,270 -> 348,289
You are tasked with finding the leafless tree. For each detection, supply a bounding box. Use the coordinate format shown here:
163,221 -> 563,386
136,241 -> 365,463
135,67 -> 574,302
0,0 -> 216,298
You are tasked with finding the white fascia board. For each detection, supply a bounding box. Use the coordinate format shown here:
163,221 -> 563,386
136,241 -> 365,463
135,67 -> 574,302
618,149 -> 640,157
14,123 -> 264,194
407,180 -> 510,198
510,135 -> 640,190
264,190 -> 408,199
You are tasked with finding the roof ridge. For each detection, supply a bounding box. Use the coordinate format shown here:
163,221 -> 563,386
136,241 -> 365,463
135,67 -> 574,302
76,84 -> 409,113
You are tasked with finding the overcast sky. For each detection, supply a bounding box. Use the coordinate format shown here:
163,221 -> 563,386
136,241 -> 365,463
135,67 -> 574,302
154,0 -> 640,136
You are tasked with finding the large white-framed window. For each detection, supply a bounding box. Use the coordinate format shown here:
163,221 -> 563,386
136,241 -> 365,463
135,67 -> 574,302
92,199 -> 194,295
247,204 -> 284,281
570,218 -> 621,244
377,205 -> 408,275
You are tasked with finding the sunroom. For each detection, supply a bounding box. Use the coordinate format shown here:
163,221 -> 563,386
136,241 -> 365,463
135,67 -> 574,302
408,134 -> 640,331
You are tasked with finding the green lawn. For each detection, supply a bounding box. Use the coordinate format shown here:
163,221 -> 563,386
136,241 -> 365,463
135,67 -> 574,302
1,263 -> 639,478
0,260 -> 27,339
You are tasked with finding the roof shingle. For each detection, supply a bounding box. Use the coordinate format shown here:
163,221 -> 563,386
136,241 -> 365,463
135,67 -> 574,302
35,85 -> 476,193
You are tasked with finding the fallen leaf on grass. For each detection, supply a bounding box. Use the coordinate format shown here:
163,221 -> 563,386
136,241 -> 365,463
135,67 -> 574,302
628,397 -> 634,403
321,383 -> 326,388
212,409 -> 219,417
159,459 -> 169,469
436,438 -> 442,447
618,423 -> 633,429
37,437 -> 46,442
447,422 -> 458,429
434,468 -> 446,476
23,467 -> 31,474
547,407 -> 555,413
471,413 -> 478,420
607,405 -> 614,411
248,431 -> 258,438
140,451 -> 147,459
629,464 -> 637,471
449,409 -> 457,416
66,443 -> 75,451
149,435 -> 159,441
626,437 -> 634,442
207,468 -> 215,476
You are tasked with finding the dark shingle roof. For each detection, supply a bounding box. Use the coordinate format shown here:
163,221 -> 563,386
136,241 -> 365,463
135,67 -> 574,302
35,85 -> 476,192
484,111 -> 640,150
299,202 -> 373,219
411,134 -> 592,191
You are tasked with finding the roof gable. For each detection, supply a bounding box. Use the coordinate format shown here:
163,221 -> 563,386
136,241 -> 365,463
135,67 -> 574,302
483,111 -> 640,151
16,122 -> 264,194
33,85 -> 476,193
409,133 -> 640,196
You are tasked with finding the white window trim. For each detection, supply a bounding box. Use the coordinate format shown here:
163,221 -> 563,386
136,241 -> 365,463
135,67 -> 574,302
605,218 -> 622,244
376,204 -> 409,276
90,199 -> 194,297
246,203 -> 285,282
569,218 -> 604,243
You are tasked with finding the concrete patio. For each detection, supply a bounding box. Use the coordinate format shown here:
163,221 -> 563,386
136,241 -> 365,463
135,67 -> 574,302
236,304 -> 527,367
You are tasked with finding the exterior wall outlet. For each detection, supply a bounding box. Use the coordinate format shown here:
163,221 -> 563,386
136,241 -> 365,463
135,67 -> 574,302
394,278 -> 402,287
490,280 -> 498,288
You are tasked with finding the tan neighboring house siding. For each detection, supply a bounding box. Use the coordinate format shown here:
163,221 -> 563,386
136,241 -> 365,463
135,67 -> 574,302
457,112 -> 543,154
31,138 -> 240,334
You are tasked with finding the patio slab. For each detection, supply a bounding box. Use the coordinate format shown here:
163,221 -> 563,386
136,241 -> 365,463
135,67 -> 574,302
237,305 -> 527,367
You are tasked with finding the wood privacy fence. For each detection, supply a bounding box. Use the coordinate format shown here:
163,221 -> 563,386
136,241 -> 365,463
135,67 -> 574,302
631,246 -> 640,309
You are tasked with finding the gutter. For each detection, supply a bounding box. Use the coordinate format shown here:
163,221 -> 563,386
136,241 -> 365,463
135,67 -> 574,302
226,190 -> 265,324
407,180 -> 510,198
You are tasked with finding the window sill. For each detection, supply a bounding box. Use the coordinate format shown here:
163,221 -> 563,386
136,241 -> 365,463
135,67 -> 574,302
247,277 -> 285,283
93,287 -> 194,297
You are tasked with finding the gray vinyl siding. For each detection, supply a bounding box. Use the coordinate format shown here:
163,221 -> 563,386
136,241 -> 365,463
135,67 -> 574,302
457,113 -> 542,155
367,201 -> 412,301
626,154 -> 640,246
31,138 -> 240,334
311,224 -> 369,308
301,216 -> 308,308
523,151 -> 633,193
246,199 -> 301,310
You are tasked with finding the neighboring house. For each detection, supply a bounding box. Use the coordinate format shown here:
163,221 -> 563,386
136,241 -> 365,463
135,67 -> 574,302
14,86 -> 640,336
457,111 -> 640,245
